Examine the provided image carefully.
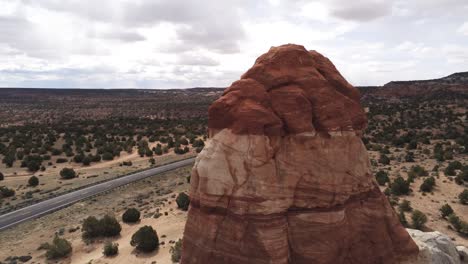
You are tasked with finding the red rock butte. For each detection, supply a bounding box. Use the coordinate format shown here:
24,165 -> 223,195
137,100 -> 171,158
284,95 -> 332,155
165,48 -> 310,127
181,44 -> 419,264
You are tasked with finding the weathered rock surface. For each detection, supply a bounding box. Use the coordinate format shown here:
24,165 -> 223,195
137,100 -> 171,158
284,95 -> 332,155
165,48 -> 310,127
181,44 -> 419,264
404,229 -> 467,264
457,246 -> 468,263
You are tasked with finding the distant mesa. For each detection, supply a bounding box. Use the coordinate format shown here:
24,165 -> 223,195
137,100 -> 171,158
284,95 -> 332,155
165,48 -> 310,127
180,44 -> 419,264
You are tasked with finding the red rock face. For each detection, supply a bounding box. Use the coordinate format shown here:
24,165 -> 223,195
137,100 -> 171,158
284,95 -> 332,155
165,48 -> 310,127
181,44 -> 419,264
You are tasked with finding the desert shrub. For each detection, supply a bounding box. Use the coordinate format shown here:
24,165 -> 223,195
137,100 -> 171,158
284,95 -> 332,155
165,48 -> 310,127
82,216 -> 101,238
82,215 -> 121,239
448,214 -> 463,231
445,166 -> 456,176
398,200 -> 412,212
100,215 -> 122,237
56,158 -> 68,163
28,176 -> 39,187
154,146 -> 163,155
398,210 -> 408,227
44,236 -> 72,260
0,172 -> 4,181
459,190 -> 468,205
440,204 -> 454,218
122,208 -> 140,223
0,186 -> 15,198
411,210 -> 427,230
378,154 -> 390,165
103,242 -> 119,257
390,177 -> 410,196
170,239 -> 182,262
149,158 -> 155,165
60,168 -> 76,179
375,170 -> 390,186
102,152 -> 114,161
82,156 -> 91,166
130,226 -> 159,252
73,154 -> 84,163
122,161 -> 132,166
455,174 -> 464,185
420,177 -> 435,192
404,152 -> 415,162
176,192 -> 190,211
409,165 -> 428,177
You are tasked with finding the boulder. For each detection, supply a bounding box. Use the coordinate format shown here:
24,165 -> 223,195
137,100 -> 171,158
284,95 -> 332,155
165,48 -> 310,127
457,246 -> 468,263
180,44 -> 419,264
404,229 -> 464,264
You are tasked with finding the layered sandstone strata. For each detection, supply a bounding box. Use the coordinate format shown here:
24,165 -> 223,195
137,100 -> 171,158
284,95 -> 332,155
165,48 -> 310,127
181,44 -> 419,264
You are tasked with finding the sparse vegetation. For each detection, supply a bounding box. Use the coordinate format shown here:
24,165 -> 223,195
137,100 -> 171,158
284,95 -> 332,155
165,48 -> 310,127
122,208 -> 140,223
170,239 -> 183,263
390,177 -> 410,196
130,225 -> 159,252
60,168 -> 76,180
41,235 -> 73,260
459,190 -> 468,205
440,204 -> 454,218
411,210 -> 427,230
375,170 -> 390,186
82,215 -> 121,239
103,241 -> 119,257
176,192 -> 190,211
28,176 -> 39,187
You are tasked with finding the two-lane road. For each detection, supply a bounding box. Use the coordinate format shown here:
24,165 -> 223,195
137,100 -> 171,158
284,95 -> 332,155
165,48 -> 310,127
0,158 -> 195,231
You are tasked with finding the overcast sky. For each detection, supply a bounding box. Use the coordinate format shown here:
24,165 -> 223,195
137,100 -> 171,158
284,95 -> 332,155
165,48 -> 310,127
1,0 -> 467,89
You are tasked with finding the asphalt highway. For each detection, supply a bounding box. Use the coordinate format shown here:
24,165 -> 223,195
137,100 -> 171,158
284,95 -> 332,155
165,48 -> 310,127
0,157 -> 195,231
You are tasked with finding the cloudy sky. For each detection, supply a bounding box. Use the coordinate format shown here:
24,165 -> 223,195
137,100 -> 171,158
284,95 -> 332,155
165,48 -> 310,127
0,0 -> 467,88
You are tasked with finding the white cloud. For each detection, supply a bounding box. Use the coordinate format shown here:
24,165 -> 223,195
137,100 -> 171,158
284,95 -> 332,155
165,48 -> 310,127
457,22 -> 468,36
0,0 -> 466,88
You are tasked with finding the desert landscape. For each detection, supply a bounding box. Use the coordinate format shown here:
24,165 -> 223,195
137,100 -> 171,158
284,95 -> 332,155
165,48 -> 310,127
1,1 -> 468,263
0,50 -> 467,263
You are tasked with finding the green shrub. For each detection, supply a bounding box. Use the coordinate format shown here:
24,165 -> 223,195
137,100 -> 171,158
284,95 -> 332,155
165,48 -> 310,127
390,177 -> 410,196
398,210 -> 408,227
176,192 -> 190,211
103,242 -> 119,257
28,176 -> 39,187
56,158 -> 68,163
375,170 -> 390,186
398,200 -> 412,212
170,239 -> 182,262
0,186 -> 15,198
0,172 -> 4,181
448,213 -> 463,231
440,204 -> 454,218
122,208 -> 141,223
82,215 -> 121,239
459,190 -> 468,204
420,177 -> 435,192
100,215 -> 122,237
60,168 -> 76,179
44,236 -> 72,260
378,154 -> 390,165
130,226 -> 159,252
411,210 -> 427,230
82,216 -> 101,239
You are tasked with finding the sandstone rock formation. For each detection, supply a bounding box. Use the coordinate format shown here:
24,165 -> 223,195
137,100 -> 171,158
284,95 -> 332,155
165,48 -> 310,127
405,229 -> 467,264
180,44 -> 419,264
